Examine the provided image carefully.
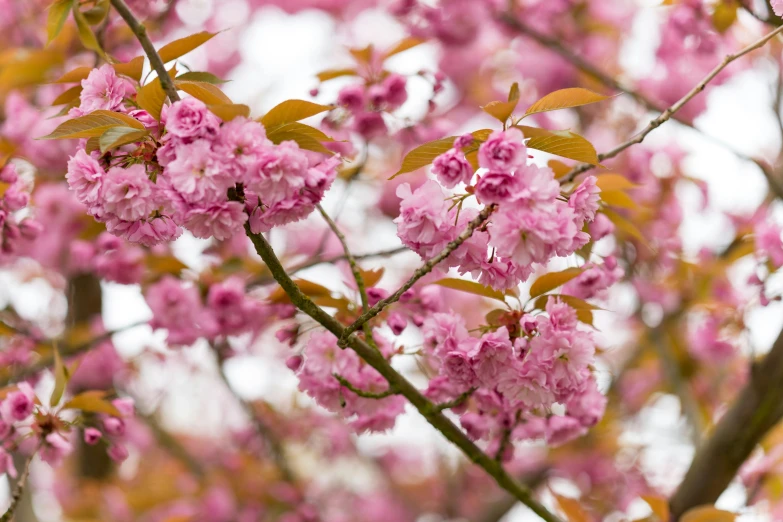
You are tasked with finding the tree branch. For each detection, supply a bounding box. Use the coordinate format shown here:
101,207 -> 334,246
338,204 -> 497,347
244,224 -> 563,522
333,373 -> 398,399
554,23 -> 783,185
0,452 -> 34,522
109,0 -> 180,102
670,325 -> 783,518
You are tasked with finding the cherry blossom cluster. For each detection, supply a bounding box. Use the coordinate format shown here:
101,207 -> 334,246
145,276 -> 287,346
0,383 -> 135,478
331,73 -> 409,140
0,163 -> 43,257
422,297 -> 605,452
65,66 -> 340,247
396,128 -> 600,290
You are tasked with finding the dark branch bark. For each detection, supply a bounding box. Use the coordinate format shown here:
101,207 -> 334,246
670,326 -> 783,518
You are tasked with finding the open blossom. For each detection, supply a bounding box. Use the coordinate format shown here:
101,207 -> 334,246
569,176 -> 600,226
101,165 -> 159,222
394,180 -> 455,257
79,64 -> 132,113
146,276 -> 214,346
773,0 -> 783,16
166,97 -> 218,138
166,139 -> 234,204
249,140 -> 309,204
39,432 -> 73,467
478,128 -> 526,172
66,150 -> 105,205
431,148 -> 473,188
186,201 -> 247,240
1,382 -> 35,422
755,219 -> 783,268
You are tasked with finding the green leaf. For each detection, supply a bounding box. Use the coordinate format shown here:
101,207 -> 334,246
260,99 -> 333,130
136,77 -> 167,120
515,125 -> 600,165
81,0 -> 109,25
73,4 -> 103,55
524,88 -> 612,117
51,85 -> 82,106
600,189 -> 637,209
601,207 -> 651,249
266,121 -> 334,155
481,82 -> 520,123
99,126 -> 149,153
432,278 -> 507,303
595,173 -> 638,191
158,31 -> 218,63
112,56 -> 144,82
63,390 -> 122,417
383,37 -> 425,59
316,68 -> 358,82
207,103 -> 251,121
39,110 -> 144,140
53,66 -> 92,84
50,347 -> 67,407
529,267 -> 584,299
174,80 -> 232,105
175,71 -> 228,84
47,0 -> 72,44
391,136 -> 455,178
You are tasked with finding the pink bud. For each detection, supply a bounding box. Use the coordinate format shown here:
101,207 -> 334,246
107,443 -> 129,463
84,428 -> 102,445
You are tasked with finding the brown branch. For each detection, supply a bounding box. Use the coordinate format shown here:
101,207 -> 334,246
0,452 -> 34,522
0,322 -> 146,388
499,13 -> 782,191
109,0 -> 180,102
548,23 -> 783,187
670,325 -> 783,518
244,224 -> 563,522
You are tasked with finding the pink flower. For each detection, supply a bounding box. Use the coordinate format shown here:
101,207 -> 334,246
431,148 -> 473,188
477,128 -> 526,172
474,172 -> 520,204
166,98 -> 218,138
0,448 -> 17,478
354,112 -> 387,139
337,84 -> 366,111
249,141 -> 309,205
394,180 -> 455,257
146,276 -> 214,346
382,73 -> 408,109
39,432 -> 73,467
772,0 -> 783,16
84,428 -> 102,445
112,397 -> 135,417
103,417 -> 126,437
755,219 -> 783,268
1,382 -> 35,421
206,277 -> 262,336
166,139 -> 234,204
588,213 -> 614,240
185,201 -> 247,240
213,117 -> 269,180
442,350 -> 478,389
545,415 -> 585,446
569,176 -> 600,226
79,65 -> 132,113
469,327 -> 513,386
101,165 -> 158,221
107,444 -> 129,463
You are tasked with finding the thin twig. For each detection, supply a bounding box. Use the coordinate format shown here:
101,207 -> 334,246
0,452 -> 34,522
333,373 -> 398,399
435,387 -> 477,412
555,23 -> 783,185
109,0 -> 180,102
215,350 -> 296,483
243,224 -> 563,522
499,13 -> 768,170
0,321 -> 147,388
338,204 -> 497,347
316,204 -> 378,347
